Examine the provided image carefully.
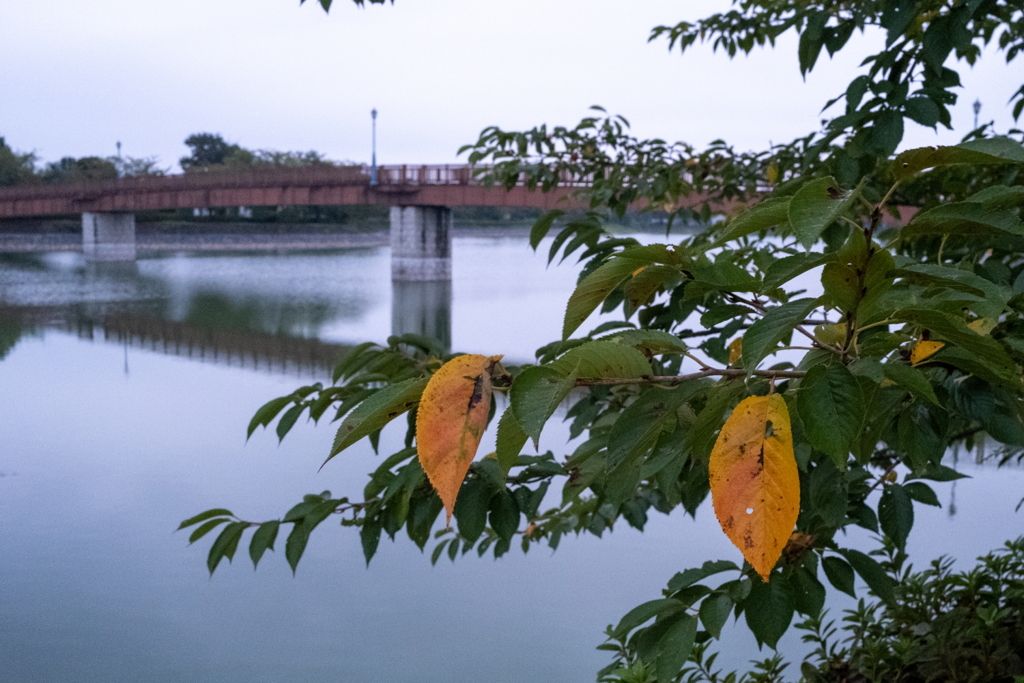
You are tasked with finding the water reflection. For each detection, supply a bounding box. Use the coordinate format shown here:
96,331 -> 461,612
3,242 -> 1024,683
0,250 -> 406,373
391,280 -> 452,350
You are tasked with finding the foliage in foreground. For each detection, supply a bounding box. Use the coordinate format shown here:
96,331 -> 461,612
181,134 -> 1024,680
600,538 -> 1024,683
179,1 -> 1024,680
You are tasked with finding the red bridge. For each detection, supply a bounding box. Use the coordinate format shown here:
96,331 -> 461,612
0,164 -> 711,280
0,164 -> 590,218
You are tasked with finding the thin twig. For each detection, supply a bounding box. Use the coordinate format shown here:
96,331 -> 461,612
575,368 -> 806,387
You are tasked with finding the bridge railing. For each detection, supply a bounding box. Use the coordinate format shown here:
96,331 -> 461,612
0,165 -> 372,202
0,163 -> 601,204
367,164 -> 595,188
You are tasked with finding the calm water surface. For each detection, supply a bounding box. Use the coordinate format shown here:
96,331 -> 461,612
1,237 -> 1022,682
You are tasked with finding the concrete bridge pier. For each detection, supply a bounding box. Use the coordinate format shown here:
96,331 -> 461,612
82,212 -> 136,261
390,206 -> 451,281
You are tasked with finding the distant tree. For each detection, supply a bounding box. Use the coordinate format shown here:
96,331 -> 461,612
0,136 -> 38,187
180,133 -> 242,171
41,156 -> 118,184
113,155 -> 168,178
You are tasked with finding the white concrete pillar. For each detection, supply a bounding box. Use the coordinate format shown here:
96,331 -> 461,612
390,206 -> 452,281
82,212 -> 136,261
391,280 -> 452,351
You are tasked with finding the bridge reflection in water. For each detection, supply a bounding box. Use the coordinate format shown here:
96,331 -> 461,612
1,263 -> 453,377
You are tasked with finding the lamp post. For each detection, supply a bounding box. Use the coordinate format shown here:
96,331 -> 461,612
973,99 -> 982,130
370,108 -> 378,186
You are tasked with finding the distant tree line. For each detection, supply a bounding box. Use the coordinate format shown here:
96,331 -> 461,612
0,132 -> 359,188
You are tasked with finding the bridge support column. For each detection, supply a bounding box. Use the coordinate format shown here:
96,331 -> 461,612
390,206 -> 451,281
82,212 -> 136,261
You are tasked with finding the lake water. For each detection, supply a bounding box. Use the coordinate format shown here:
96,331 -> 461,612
1,237 -> 1022,683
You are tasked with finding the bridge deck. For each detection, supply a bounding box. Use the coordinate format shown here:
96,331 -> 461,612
0,165 -> 596,218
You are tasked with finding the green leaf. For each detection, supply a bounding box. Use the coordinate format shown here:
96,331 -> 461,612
601,329 -> 688,355
360,515 -> 382,566
906,463 -> 968,482
966,184 -> 1024,210
207,522 -> 247,575
549,340 -> 652,379
789,566 -> 826,617
430,539 -> 449,566
788,177 -> 855,248
878,483 -> 914,551
495,407 -> 528,474
563,257 -> 648,339
606,385 -> 701,472
668,560 -> 739,592
822,556 -> 857,598
698,594 -> 733,639
612,598 -> 683,638
808,460 -> 848,527
892,137 -> 1024,183
744,577 -> 794,649
285,522 -> 310,575
686,381 -> 744,464
188,517 -> 229,544
178,508 -> 234,530
840,549 -> 896,603
798,363 -> 862,466
901,203 -> 1024,239
249,520 -> 280,568
326,377 -> 428,464
881,363 -> 939,406
655,614 -> 698,683
716,196 -> 792,243
276,403 -> 305,442
821,263 -> 859,312
904,97 -> 940,127
530,209 -> 565,248
488,489 -> 520,541
761,252 -> 835,292
453,477 -> 492,543
743,298 -> 819,370
510,365 -> 578,447
247,396 -> 292,439
904,481 -> 941,507
895,263 -> 1009,318
332,342 -> 377,383
623,265 -> 683,316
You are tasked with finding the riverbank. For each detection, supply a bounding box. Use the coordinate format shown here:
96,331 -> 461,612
0,226 -> 545,254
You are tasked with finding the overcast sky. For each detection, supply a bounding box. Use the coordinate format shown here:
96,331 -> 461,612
1,0 -> 1018,172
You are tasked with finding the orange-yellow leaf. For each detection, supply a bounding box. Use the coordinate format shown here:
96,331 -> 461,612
911,340 -> 944,365
709,394 -> 800,582
416,354 -> 504,522
728,338 -> 743,365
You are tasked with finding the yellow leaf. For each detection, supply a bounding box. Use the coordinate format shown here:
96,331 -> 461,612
728,338 -> 743,365
766,161 -> 779,185
709,394 -> 800,582
911,340 -> 944,365
967,318 -> 996,336
416,354 -> 504,522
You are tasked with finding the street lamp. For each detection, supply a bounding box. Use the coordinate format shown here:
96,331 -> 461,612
370,108 -> 378,186
973,99 -> 982,130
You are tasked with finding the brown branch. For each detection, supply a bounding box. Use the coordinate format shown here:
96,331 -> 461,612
575,367 -> 806,387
